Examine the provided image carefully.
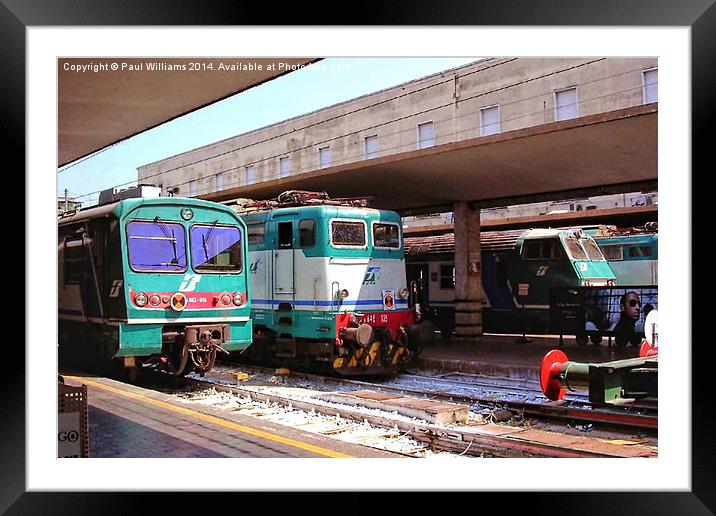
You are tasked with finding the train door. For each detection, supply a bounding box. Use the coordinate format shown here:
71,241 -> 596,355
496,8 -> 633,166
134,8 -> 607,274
273,221 -> 295,298
406,262 -> 429,310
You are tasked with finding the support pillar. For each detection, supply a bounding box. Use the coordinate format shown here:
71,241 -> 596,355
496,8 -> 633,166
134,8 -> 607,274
453,201 -> 483,339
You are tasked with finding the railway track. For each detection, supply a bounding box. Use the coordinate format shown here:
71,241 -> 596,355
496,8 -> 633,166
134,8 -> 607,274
209,361 -> 657,433
63,361 -> 656,458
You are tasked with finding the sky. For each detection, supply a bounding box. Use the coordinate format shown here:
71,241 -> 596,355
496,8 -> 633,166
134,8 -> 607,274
57,57 -> 481,207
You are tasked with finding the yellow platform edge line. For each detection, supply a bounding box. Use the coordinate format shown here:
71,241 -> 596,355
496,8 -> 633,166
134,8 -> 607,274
66,376 -> 352,459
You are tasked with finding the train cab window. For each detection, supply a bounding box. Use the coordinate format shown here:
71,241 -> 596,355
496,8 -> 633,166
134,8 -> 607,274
440,264 -> 455,289
563,238 -> 588,260
628,246 -> 652,257
373,223 -> 401,248
600,245 -> 624,260
127,220 -> 187,272
63,237 -> 84,284
299,219 -> 315,247
190,224 -> 243,272
523,239 -> 565,260
247,223 -> 265,245
580,238 -> 606,261
331,220 -> 366,247
278,222 -> 293,249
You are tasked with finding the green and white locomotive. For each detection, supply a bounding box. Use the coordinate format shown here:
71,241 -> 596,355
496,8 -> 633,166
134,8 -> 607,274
228,191 -> 432,375
58,186 -> 253,378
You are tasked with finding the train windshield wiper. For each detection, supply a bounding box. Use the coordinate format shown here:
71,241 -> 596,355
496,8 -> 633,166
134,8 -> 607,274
154,216 -> 178,265
202,220 -> 219,262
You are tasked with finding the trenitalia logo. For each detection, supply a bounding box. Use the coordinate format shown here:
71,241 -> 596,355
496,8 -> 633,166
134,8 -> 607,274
179,273 -> 202,291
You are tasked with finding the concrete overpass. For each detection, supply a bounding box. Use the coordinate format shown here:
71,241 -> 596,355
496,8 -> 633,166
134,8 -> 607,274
58,57 -> 319,167
205,103 -> 657,215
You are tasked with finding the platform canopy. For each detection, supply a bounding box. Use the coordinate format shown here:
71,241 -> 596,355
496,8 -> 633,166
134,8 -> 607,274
206,104 -> 657,215
58,57 -> 320,167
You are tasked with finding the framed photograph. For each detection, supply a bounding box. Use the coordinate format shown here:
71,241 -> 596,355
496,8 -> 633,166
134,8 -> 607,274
9,1 -> 710,513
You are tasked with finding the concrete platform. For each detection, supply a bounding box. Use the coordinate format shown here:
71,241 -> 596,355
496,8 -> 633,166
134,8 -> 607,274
61,374 -> 401,459
418,333 -> 644,381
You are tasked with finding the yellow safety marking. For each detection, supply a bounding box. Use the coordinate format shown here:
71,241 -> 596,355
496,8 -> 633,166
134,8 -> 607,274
392,346 -> 405,365
333,357 -> 344,369
68,376 -> 352,458
364,342 -> 379,367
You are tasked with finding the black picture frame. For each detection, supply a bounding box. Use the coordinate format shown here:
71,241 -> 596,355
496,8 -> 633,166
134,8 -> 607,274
7,0 -> 711,513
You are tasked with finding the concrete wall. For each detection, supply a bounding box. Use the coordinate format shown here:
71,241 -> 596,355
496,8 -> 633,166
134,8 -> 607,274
138,57 -> 658,199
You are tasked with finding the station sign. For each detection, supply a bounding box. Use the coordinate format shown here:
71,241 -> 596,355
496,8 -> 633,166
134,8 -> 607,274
58,412 -> 81,458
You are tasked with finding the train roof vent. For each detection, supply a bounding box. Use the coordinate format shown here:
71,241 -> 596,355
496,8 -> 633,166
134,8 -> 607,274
98,184 -> 161,206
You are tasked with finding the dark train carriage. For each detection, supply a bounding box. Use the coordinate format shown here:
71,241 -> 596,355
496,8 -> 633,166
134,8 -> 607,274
405,228 -> 616,340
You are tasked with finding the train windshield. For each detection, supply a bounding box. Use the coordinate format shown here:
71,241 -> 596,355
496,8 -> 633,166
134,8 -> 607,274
190,224 -> 243,272
331,220 -> 366,247
127,220 -> 187,272
580,238 -> 606,261
563,237 -> 588,261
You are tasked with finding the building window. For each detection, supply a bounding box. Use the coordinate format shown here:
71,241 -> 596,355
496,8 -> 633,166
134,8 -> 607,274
555,87 -> 578,121
318,146 -> 331,169
279,156 -> 291,178
643,68 -> 658,104
480,106 -> 501,136
215,173 -> 224,191
439,264 -> 455,290
189,180 -> 197,197
417,122 -> 435,149
245,165 -> 256,185
364,135 -> 378,159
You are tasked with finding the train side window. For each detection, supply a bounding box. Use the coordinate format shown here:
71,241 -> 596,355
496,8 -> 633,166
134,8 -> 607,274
523,239 -> 560,260
247,223 -> 265,245
278,222 -> 293,249
601,245 -> 624,260
550,241 -> 566,259
523,241 -> 542,260
373,223 -> 401,248
299,219 -> 315,247
63,237 -> 84,284
628,246 -> 652,258
440,264 -> 455,289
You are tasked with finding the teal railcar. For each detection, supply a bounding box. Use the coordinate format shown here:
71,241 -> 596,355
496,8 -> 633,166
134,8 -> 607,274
58,190 -> 252,377
229,191 -> 432,375
585,223 -> 658,286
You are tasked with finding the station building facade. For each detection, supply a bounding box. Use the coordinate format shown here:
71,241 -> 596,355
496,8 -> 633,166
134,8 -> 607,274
137,57 -> 658,201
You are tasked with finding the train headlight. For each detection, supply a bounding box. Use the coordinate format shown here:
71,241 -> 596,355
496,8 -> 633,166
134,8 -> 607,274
398,288 -> 409,299
149,294 -> 161,306
233,292 -> 245,306
340,289 -> 350,300
607,279 -> 615,286
134,292 -> 148,307
582,279 -> 591,287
